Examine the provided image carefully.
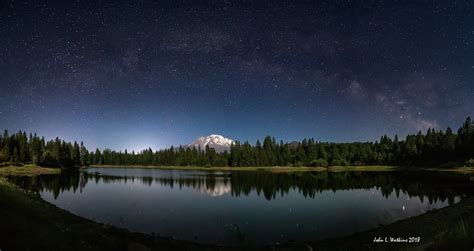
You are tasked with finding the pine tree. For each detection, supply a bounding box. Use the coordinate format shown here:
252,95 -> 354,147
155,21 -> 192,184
0,117 -> 473,168
80,141 -> 89,166
318,144 -> 328,162
71,141 -> 80,166
95,148 -> 102,165
457,117 -> 473,159
12,147 -> 19,165
1,144 -> 10,163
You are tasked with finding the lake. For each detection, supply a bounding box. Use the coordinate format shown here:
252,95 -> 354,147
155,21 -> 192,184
8,168 -> 474,246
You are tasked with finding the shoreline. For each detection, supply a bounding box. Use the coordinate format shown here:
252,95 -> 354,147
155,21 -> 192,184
1,166 -> 473,249
88,164 -> 474,173
0,164 -> 61,176
0,176 -> 234,251
1,164 -> 473,177
89,165 -> 328,172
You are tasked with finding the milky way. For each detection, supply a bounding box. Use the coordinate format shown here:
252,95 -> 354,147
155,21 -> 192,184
0,1 -> 473,151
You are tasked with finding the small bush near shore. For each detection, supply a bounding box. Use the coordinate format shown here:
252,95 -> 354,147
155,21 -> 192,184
466,159 -> 474,167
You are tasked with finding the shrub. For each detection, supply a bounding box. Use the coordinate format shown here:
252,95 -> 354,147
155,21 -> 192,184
309,158 -> 328,167
331,159 -> 348,166
294,161 -> 304,167
466,159 -> 474,167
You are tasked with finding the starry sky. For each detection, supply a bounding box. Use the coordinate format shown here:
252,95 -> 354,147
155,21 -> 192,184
0,0 -> 473,151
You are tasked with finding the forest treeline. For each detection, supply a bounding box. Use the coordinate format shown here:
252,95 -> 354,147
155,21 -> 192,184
0,117 -> 473,168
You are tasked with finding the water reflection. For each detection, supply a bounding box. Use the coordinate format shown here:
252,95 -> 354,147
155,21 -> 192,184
7,168 -> 474,245
11,168 -> 473,204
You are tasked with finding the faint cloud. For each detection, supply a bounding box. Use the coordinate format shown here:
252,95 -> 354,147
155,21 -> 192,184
398,112 -> 438,132
346,80 -> 369,100
395,100 -> 405,105
416,119 -> 438,131
374,93 -> 387,103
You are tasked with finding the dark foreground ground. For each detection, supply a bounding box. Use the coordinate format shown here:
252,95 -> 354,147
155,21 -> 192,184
0,173 -> 474,250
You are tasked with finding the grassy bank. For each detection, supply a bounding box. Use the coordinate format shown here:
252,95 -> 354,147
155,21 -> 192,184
0,164 -> 61,176
327,165 -> 396,172
90,164 -> 474,173
89,165 -> 328,172
7,163 -> 470,176
90,165 -> 398,173
432,166 -> 474,174
305,196 -> 474,250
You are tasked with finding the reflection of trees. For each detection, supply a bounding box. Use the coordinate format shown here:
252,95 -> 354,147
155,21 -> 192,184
229,171 -> 474,203
8,171 -> 474,204
8,170 -> 81,199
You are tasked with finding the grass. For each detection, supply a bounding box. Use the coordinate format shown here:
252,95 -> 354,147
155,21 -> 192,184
90,165 -> 327,172
433,166 -> 474,174
327,165 -> 396,172
91,164 -> 397,173
11,163 -> 466,176
0,164 -> 61,176
90,164 -> 474,174
3,161 -> 474,176
303,196 -> 474,250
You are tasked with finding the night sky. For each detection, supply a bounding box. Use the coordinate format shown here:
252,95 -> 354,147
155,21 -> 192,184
1,1 -> 473,151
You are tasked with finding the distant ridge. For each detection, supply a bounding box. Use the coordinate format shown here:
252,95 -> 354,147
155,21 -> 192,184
186,134 -> 234,153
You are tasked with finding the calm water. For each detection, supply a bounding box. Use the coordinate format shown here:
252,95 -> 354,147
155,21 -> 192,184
9,168 -> 474,246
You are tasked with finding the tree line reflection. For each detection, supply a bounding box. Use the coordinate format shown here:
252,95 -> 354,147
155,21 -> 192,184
8,170 -> 474,204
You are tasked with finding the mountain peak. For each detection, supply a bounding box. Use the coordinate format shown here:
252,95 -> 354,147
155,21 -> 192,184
186,134 -> 234,153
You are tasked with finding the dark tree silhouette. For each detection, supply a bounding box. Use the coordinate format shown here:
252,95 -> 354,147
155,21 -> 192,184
1,117 -> 473,168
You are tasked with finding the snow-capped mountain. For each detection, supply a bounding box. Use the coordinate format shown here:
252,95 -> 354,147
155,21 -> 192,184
186,134 -> 234,153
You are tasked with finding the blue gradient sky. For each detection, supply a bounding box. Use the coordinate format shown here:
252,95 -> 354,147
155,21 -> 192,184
1,1 -> 473,151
